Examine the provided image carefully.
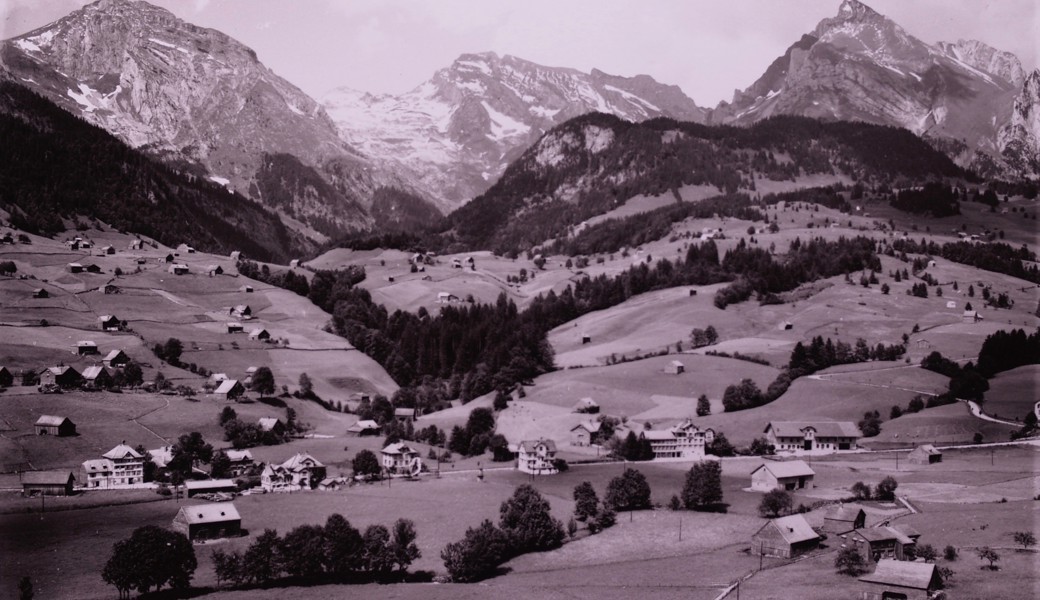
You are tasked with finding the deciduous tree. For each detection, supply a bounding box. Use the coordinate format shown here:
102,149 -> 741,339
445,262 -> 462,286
606,468 -> 652,511
758,489 -> 792,518
682,461 -> 723,510
499,484 -> 564,554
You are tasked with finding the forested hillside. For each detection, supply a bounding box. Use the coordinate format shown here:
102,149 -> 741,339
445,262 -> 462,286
445,113 -> 967,252
0,81 -> 303,261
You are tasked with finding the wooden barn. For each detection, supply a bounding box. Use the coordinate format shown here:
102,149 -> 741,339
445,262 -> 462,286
82,365 -> 114,389
21,470 -> 75,496
39,365 -> 83,388
664,360 -> 685,374
750,460 -> 815,492
103,350 -> 131,368
822,504 -> 866,535
908,445 -> 942,465
172,502 -> 241,541
34,415 -> 76,436
74,340 -> 99,355
858,559 -> 941,600
185,479 -> 237,498
750,514 -> 821,558
214,379 -> 245,401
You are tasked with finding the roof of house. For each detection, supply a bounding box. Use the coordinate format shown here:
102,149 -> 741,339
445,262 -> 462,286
99,315 -> 117,322
103,349 -> 128,361
175,502 -> 240,525
148,446 -> 174,468
642,429 -> 677,441
227,322 -> 243,328
82,459 -> 112,471
382,442 -> 417,455
214,379 -> 242,394
575,397 -> 598,407
394,408 -> 414,417
858,559 -> 938,590
35,415 -> 70,427
82,365 -> 110,380
226,450 -> 253,462
347,419 -> 380,431
571,421 -> 600,433
760,514 -> 819,545
76,340 -> 98,348
765,421 -> 862,438
851,526 -> 914,545
44,365 -> 79,377
669,360 -> 684,367
825,505 -> 866,522
103,444 -> 143,460
249,328 -> 268,337
751,459 -> 816,479
891,524 -> 922,539
185,479 -> 237,491
519,439 -> 557,453
21,470 -> 74,485
911,444 -> 941,455
281,453 -> 323,470
258,417 -> 282,431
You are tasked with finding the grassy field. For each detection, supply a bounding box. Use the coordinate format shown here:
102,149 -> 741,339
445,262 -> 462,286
984,365 -> 1038,422
868,402 -> 1019,447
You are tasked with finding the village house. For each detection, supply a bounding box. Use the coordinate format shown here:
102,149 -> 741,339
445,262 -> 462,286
381,442 -> 422,476
249,328 -> 271,341
858,559 -> 942,600
517,439 -> 559,475
207,265 -> 224,276
394,407 -> 416,422
908,444 -> 942,465
34,415 -> 76,436
318,477 -> 348,491
39,365 -> 83,388
21,470 -> 76,496
750,514 -> 821,558
750,460 -> 816,492
347,419 -> 380,436
845,526 -> 918,564
0,366 -> 12,387
226,322 -> 244,334
185,479 -> 237,498
570,421 -> 602,446
168,263 -> 190,275
103,349 -> 131,368
67,262 -> 84,273
642,420 -> 715,460
823,504 -> 866,535
962,309 -> 983,323
98,315 -> 121,331
230,304 -> 252,319
226,450 -> 255,477
101,245 -> 115,255
261,453 -> 326,492
82,365 -> 114,389
258,417 -> 286,436
148,446 -> 174,469
437,292 -> 460,303
214,379 -> 245,401
664,360 -> 685,374
74,340 -> 99,355
32,288 -> 49,299
83,263 -> 102,273
573,397 -> 599,413
172,502 -> 241,541
82,443 -> 145,489
764,421 -> 862,453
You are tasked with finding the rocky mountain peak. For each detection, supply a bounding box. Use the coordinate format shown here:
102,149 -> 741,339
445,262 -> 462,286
936,39 -> 1026,87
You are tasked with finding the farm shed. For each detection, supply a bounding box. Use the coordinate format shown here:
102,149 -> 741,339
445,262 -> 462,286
82,365 -> 114,388
258,417 -> 285,435
822,504 -> 866,535
226,322 -> 244,334
34,415 -> 76,436
214,380 -> 245,401
40,365 -> 83,388
845,527 -> 917,564
248,328 -> 270,341
21,470 -> 75,496
664,360 -> 685,374
962,310 -> 982,323
750,514 -> 821,558
857,559 -> 940,600
172,502 -> 241,541
908,444 -> 942,465
347,419 -> 380,436
573,397 -> 599,413
32,288 -> 49,299
98,315 -> 121,331
570,421 -> 600,446
750,460 -> 815,492
74,340 -> 99,355
185,479 -> 237,498
103,350 -> 130,368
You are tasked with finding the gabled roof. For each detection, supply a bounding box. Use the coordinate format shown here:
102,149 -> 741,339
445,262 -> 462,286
394,408 -> 414,417
175,502 -> 240,525
751,459 -> 815,479
760,514 -> 819,545
82,365 -> 110,380
850,526 -> 913,545
44,365 -> 79,377
75,340 -> 98,348
571,421 -> 600,433
382,442 -> 417,455
185,479 -> 237,491
257,417 -> 283,431
347,419 -> 379,431
765,421 -> 862,438
103,444 -> 142,460
891,524 -> 922,539
249,328 -> 269,338
669,360 -> 684,367
825,505 -> 866,522
21,470 -> 74,485
859,559 -> 938,590
574,397 -> 598,408
911,444 -> 941,455
226,450 -> 253,462
519,439 -> 557,453
35,415 -> 71,427
103,349 -> 128,362
642,429 -> 676,441
281,453 -> 323,470
98,315 -> 118,322
82,459 -> 112,471
214,379 -> 242,394
148,446 -> 174,468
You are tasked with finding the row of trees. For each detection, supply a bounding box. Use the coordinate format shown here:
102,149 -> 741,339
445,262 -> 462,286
211,514 -> 419,588
891,238 -> 1039,285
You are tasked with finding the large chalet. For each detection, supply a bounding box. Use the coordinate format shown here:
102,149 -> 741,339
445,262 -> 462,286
641,420 -> 715,460
763,421 -> 862,453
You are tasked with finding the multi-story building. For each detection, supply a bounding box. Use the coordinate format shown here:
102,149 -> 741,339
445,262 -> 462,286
82,443 -> 145,489
642,420 -> 715,459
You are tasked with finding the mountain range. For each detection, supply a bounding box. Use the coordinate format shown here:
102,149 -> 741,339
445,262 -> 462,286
0,0 -> 1036,247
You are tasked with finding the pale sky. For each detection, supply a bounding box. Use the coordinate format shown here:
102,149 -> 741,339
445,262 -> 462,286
3,0 -> 1036,106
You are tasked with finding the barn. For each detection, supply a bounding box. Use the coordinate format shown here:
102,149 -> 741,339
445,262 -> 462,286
21,470 -> 75,496
750,460 -> 815,492
664,360 -> 685,375
214,379 -> 245,401
185,479 -> 238,498
34,415 -> 76,437
823,504 -> 866,535
858,559 -> 941,600
0,366 -> 12,387
39,365 -> 83,388
172,502 -> 241,541
750,514 -> 821,558
908,445 -> 942,465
